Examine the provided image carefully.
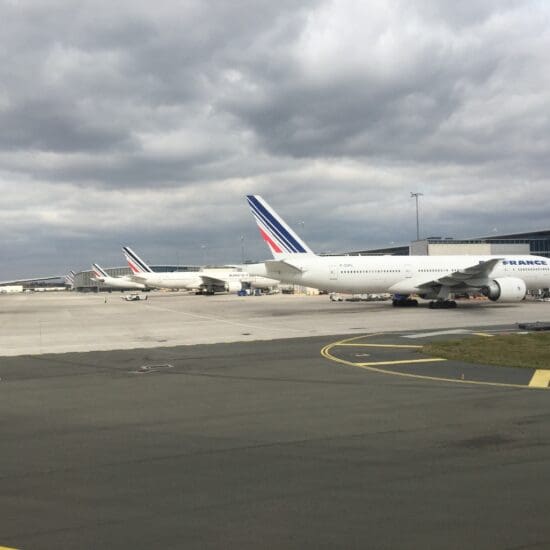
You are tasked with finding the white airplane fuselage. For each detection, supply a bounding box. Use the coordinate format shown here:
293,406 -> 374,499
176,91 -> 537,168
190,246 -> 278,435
92,275 -> 147,290
133,271 -> 204,290
221,267 -> 279,290
247,255 -> 550,297
133,265 -> 279,291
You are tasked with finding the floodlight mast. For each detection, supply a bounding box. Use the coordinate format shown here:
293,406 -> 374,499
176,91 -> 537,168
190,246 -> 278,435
410,192 -> 423,241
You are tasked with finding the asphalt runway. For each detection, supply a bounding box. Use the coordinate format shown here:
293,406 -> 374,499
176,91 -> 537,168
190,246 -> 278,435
1,331 -> 550,549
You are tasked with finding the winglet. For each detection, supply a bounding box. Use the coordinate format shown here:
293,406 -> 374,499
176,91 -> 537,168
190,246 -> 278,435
246,195 -> 314,259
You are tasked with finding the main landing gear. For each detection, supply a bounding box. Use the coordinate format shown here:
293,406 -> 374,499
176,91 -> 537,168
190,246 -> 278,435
392,298 -> 418,307
196,288 -> 216,295
391,295 -> 458,308
428,300 -> 457,309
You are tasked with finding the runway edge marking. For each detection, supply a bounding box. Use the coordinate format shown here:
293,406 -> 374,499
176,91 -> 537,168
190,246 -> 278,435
320,334 -> 549,390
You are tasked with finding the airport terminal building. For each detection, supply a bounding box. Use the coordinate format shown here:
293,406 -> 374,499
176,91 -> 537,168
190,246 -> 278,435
347,229 -> 550,258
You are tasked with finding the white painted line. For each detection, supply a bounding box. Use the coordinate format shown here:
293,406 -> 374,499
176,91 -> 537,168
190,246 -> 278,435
402,329 -> 471,339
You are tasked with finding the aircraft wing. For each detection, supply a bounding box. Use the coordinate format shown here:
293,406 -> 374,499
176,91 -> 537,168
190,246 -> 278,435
264,260 -> 304,275
128,274 -> 149,284
416,258 -> 502,290
199,275 -> 227,287
0,275 -> 62,286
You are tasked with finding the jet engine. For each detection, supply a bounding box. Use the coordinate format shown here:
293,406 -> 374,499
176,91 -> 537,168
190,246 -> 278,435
482,277 -> 527,302
225,280 -> 243,293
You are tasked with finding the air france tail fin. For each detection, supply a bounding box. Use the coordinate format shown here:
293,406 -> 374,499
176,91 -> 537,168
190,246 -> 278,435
64,270 -> 76,288
246,195 -> 314,259
91,263 -> 109,279
122,246 -> 154,274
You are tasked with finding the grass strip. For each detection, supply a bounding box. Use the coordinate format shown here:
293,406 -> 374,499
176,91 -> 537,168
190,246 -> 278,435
423,332 -> 550,370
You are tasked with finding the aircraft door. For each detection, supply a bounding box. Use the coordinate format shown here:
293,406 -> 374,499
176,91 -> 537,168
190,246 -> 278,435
404,264 -> 413,278
329,265 -> 338,281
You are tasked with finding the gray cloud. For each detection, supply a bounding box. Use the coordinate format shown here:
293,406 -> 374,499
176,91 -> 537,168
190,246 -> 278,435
0,0 -> 549,278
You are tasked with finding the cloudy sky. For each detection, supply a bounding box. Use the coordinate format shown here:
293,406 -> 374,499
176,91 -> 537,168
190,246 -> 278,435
1,0 -> 549,278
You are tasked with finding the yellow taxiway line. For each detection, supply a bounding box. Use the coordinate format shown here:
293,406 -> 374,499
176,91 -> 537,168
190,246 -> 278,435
321,334 -> 549,390
337,343 -> 423,349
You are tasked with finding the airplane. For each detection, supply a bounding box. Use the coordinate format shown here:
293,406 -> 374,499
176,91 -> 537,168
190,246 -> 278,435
90,263 -> 148,290
245,195 -> 550,308
122,248 -> 206,291
64,271 -> 77,289
122,246 -> 278,294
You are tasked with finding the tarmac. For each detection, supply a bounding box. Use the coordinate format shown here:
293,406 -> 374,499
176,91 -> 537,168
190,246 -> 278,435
1,291 -> 550,356
1,292 -> 550,549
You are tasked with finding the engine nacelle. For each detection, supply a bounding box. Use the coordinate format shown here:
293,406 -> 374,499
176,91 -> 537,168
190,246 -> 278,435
225,280 -> 242,293
482,277 -> 527,302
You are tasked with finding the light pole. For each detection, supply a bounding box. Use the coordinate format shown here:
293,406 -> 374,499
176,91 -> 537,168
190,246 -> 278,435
294,221 -> 305,294
240,235 -> 245,264
410,192 -> 423,241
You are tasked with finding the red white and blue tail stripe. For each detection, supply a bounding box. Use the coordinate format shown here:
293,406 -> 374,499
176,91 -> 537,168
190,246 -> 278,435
64,270 -> 76,288
122,246 -> 154,274
92,263 -> 109,279
246,195 -> 313,258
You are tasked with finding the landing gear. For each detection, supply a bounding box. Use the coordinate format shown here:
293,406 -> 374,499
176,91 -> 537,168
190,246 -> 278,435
392,298 -> 418,307
428,300 -> 457,309
197,287 -> 216,295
